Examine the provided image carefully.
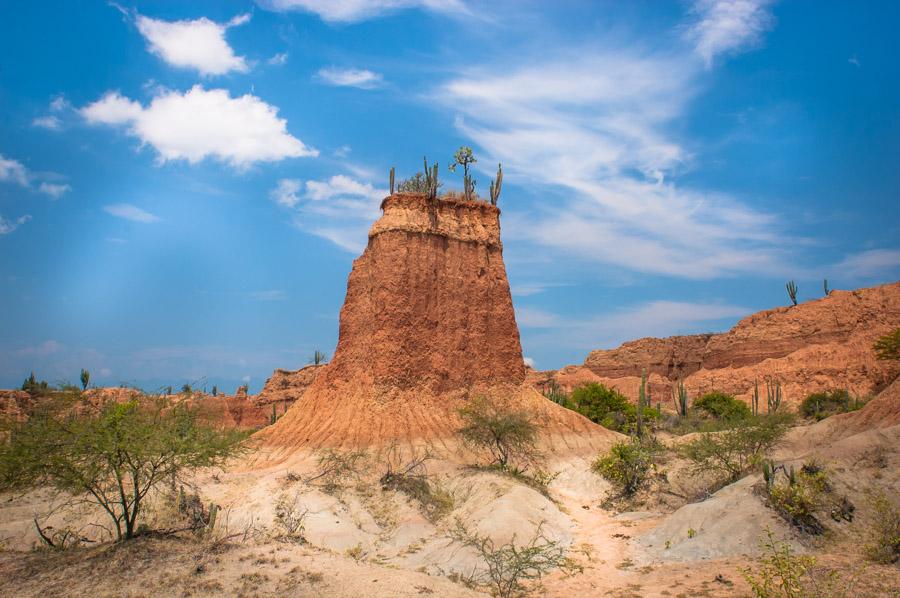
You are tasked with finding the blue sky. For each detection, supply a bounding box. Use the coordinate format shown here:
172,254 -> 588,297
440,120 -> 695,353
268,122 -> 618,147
1,0 -> 898,392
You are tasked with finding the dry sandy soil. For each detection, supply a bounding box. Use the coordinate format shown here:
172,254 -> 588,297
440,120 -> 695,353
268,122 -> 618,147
1,410 -> 898,597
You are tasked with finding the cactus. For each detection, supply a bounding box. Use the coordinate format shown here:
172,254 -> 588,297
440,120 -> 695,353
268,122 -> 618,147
787,465 -> 797,487
786,280 -> 798,306
766,380 -> 783,413
208,502 -> 219,531
752,380 -> 760,416
672,381 -> 688,417
177,485 -> 185,512
636,369 -> 646,438
389,166 -> 395,195
762,461 -> 773,490
423,157 -> 440,200
271,403 -> 277,425
489,163 -> 503,206
823,278 -> 831,296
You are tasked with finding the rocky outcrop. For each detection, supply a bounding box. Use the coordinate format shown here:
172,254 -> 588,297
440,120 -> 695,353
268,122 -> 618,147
262,193 -> 610,451
256,365 -> 323,408
558,282 -> 900,409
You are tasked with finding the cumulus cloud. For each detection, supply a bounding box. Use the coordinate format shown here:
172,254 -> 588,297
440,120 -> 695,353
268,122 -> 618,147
685,0 -> 775,68
81,86 -> 317,168
136,13 -> 251,76
272,173 -> 386,252
260,0 -> 467,23
103,203 -> 161,223
317,67 -> 382,89
0,214 -> 31,235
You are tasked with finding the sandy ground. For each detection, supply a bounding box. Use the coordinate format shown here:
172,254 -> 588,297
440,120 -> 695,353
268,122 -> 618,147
1,422 -> 898,597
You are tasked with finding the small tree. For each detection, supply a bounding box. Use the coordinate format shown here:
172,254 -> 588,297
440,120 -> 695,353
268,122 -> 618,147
0,396 -> 247,542
80,368 -> 90,391
211,385 -> 218,397
21,372 -> 50,396
457,396 -> 539,469
873,327 -> 900,361
449,146 -> 477,200
680,415 -> 792,483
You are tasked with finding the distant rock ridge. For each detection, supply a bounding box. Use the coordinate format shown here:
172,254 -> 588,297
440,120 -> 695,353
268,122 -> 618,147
260,193 -> 609,451
540,281 -> 900,408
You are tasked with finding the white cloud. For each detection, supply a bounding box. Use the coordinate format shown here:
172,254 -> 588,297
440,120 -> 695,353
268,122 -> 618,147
830,249 -> 900,279
136,13 -> 250,76
521,300 -> 751,351
103,203 -> 161,223
523,356 -> 535,368
81,86 -> 317,168
268,52 -> 289,65
270,178 -> 302,208
38,182 -> 71,198
33,115 -> 62,130
0,154 -> 29,187
273,173 -> 387,251
317,67 -> 383,89
685,0 -> 775,68
0,214 -> 31,235
440,47 -> 788,279
260,0 -> 467,23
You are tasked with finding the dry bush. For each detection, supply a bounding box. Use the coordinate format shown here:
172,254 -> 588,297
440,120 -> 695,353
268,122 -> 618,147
448,518 -> 578,598
305,448 -> 369,494
380,446 -> 454,521
274,492 -> 309,541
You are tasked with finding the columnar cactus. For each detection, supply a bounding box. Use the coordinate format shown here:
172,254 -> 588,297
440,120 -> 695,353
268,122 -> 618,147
637,369 -> 647,438
786,280 -> 798,306
389,166 -> 395,195
672,381 -> 689,417
489,163 -> 503,206
766,380 -> 783,413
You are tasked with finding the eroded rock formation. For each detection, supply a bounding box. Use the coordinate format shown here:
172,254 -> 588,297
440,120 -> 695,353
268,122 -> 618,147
542,281 -> 900,409
262,193 -> 608,450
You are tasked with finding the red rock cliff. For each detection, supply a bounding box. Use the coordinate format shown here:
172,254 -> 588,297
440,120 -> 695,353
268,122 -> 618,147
261,193 -> 607,451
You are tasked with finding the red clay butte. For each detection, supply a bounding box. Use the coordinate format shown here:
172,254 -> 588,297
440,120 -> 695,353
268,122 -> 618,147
261,192 -> 607,451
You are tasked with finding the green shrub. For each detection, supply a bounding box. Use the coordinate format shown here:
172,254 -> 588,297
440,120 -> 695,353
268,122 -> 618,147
799,389 -> 867,421
20,372 -> 50,396
767,463 -> 829,535
873,327 -> 900,360
741,529 -> 851,597
865,488 -> 900,564
694,391 -> 751,421
680,414 -> 792,483
569,383 -> 658,433
592,438 -> 661,496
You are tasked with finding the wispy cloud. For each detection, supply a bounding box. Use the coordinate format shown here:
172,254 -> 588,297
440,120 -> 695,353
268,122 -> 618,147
247,290 -> 287,301
32,115 -> 62,130
0,214 -> 31,235
317,67 -> 383,89
80,85 -> 317,169
0,153 -> 71,196
0,154 -> 29,187
260,0 -> 467,23
440,43 -> 787,279
38,182 -> 71,199
830,249 -> 900,280
268,52 -> 289,65
685,0 -> 775,68
272,173 -> 386,252
103,203 -> 161,223
519,300 -> 751,351
136,13 -> 251,76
